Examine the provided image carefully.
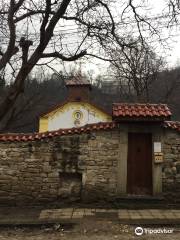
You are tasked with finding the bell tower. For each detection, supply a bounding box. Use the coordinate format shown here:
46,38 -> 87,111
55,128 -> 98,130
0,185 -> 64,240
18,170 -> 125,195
66,73 -> 91,102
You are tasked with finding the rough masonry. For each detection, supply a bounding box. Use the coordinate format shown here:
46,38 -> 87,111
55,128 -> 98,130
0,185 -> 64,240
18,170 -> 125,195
163,129 -> 180,201
0,125 -> 179,206
0,129 -> 120,205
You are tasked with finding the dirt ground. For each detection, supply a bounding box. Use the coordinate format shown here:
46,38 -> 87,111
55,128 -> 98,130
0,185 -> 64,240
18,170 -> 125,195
0,220 -> 180,240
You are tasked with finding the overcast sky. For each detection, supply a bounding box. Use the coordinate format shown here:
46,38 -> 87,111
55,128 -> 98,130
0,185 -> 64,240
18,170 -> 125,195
3,0 -> 180,81
151,0 -> 180,66
60,0 -> 180,79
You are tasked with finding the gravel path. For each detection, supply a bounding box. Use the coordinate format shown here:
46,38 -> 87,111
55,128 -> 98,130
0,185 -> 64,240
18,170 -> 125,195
0,220 -> 180,240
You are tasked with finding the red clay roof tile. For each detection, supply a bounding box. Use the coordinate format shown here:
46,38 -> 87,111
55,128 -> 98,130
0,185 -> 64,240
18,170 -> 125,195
113,103 -> 172,120
164,121 -> 180,132
0,122 -> 116,142
0,120 -> 179,142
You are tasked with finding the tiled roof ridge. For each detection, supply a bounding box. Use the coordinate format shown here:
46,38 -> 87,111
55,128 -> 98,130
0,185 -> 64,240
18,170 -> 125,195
0,122 -> 116,142
0,120 -> 179,142
164,121 -> 180,132
113,103 -> 172,118
113,103 -> 168,105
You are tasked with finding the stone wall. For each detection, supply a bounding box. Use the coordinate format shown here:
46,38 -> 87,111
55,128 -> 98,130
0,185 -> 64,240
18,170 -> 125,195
0,130 -> 120,206
0,127 -> 180,206
162,130 -> 180,202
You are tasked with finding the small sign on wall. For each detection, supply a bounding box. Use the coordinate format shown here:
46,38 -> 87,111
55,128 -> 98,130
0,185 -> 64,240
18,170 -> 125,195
154,152 -> 163,163
154,142 -> 161,153
154,142 -> 163,163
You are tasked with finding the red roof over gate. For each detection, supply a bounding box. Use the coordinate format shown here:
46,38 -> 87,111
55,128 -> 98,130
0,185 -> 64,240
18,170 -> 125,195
113,103 -> 172,120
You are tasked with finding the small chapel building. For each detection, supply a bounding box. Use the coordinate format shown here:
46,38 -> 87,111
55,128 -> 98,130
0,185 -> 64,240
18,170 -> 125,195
39,74 -> 112,132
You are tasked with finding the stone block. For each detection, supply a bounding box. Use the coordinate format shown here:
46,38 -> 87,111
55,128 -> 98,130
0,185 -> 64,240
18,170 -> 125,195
0,184 -> 12,190
43,166 -> 51,173
48,172 -> 59,178
49,188 -> 58,195
26,168 -> 40,173
46,177 -> 58,183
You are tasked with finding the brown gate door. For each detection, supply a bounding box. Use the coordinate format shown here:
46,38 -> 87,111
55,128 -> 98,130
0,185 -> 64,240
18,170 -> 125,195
127,132 -> 152,195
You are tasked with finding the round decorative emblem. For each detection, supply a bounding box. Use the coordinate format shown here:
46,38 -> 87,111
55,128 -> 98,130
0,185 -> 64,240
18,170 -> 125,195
73,110 -> 83,120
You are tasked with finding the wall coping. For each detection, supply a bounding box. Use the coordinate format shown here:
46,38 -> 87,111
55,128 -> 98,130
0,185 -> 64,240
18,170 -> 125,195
0,121 -> 179,142
0,122 -> 116,142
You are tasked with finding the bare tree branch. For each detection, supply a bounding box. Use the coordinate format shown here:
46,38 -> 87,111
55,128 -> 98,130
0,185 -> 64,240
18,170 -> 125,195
0,0 -> 17,70
41,50 -> 87,61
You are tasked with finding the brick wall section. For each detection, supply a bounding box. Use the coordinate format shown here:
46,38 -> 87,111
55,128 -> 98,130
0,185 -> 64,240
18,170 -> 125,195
0,130 -> 120,206
162,130 -> 180,201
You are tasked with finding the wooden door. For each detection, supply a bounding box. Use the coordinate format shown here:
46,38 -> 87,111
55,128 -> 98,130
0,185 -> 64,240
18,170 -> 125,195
127,132 -> 152,195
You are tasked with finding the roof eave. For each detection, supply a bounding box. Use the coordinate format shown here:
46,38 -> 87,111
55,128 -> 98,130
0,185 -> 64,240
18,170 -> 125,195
113,116 -> 171,122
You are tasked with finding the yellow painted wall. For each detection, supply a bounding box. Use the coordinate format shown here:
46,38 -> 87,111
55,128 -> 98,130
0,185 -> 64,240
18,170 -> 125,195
39,102 -> 112,132
39,117 -> 48,133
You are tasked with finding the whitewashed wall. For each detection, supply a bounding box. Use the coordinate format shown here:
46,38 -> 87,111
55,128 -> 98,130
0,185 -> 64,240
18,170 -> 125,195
48,103 -> 111,131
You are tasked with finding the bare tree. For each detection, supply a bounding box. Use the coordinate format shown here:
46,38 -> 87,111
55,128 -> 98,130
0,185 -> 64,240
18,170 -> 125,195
107,39 -> 164,102
0,0 -> 120,125
167,0 -> 180,23
0,0 -> 177,131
